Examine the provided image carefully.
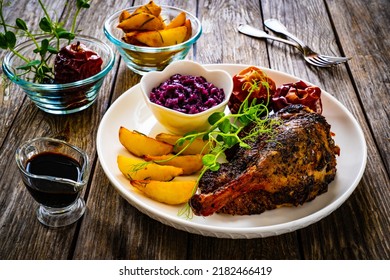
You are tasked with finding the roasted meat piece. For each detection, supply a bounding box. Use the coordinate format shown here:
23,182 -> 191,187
190,104 -> 339,216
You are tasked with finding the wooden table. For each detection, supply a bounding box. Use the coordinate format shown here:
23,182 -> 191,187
1,0 -> 389,260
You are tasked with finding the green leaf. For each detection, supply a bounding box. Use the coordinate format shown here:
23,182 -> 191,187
0,33 -> 7,49
208,112 -> 224,125
238,115 -> 251,126
58,31 -> 75,40
16,60 -> 40,70
223,135 -> 238,148
39,39 -> 49,56
202,154 -> 216,166
176,138 -> 186,147
209,162 -> 220,171
47,46 -> 58,54
216,135 -> 224,142
55,27 -> 67,33
39,17 -> 52,32
5,31 -> 16,48
218,119 -> 231,133
239,142 -> 251,149
77,0 -> 90,9
15,18 -> 28,31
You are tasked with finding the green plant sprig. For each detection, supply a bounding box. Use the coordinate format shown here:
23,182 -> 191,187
177,79 -> 275,171
177,76 -> 280,218
122,71 -> 279,219
0,0 -> 91,83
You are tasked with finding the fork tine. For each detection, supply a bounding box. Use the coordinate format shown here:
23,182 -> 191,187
305,54 -> 350,67
316,56 -> 346,65
318,55 -> 351,62
305,57 -> 335,67
313,56 -> 335,64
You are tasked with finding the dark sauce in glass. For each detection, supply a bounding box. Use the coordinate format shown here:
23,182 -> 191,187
24,152 -> 82,208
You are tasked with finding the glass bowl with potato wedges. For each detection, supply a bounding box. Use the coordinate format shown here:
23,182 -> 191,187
103,2 -> 202,75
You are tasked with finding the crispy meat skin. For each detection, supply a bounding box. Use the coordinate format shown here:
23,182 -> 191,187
190,104 -> 338,216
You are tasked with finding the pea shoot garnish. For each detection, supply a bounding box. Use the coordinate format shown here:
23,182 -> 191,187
177,76 -> 280,218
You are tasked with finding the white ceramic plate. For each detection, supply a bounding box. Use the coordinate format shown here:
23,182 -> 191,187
96,64 -> 367,239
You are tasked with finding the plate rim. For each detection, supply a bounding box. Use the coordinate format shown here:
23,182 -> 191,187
97,63 -> 367,238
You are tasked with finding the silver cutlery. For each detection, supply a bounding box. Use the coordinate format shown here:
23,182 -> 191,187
238,21 -> 350,67
238,23 -> 302,49
264,19 -> 351,67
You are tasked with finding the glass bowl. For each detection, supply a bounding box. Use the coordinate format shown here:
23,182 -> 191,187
104,5 -> 202,75
140,60 -> 233,135
2,35 -> 115,115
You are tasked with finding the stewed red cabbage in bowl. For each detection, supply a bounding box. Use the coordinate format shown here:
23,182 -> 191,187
140,60 -> 233,135
149,73 -> 226,115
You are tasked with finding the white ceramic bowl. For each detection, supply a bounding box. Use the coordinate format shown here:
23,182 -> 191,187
140,60 -> 233,134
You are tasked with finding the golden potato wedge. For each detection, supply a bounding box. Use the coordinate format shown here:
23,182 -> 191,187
131,180 -> 196,205
144,154 -> 203,175
134,26 -> 187,47
117,155 -> 183,181
133,0 -> 162,17
155,133 -> 211,155
119,127 -> 173,157
117,12 -> 165,31
122,31 -> 140,45
165,11 -> 186,29
183,18 -> 192,41
119,10 -> 132,23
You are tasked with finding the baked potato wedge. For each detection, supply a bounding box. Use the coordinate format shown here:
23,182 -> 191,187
144,154 -> 203,175
122,31 -> 140,44
183,18 -> 192,41
134,26 -> 187,47
165,11 -> 186,29
118,155 -> 183,181
119,10 -> 132,23
131,179 -> 196,205
133,0 -> 162,17
155,133 -> 211,155
119,127 -> 173,157
117,12 -> 165,31
117,1 -> 193,47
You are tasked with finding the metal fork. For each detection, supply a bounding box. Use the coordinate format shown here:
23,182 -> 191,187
238,23 -> 350,67
264,19 -> 350,67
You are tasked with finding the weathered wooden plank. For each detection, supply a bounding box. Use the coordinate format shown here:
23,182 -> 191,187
73,161 -> 190,259
261,0 -> 390,259
326,0 -> 390,171
0,0 -> 79,260
1,0 -> 388,261
197,0 -> 271,66
73,0 -> 196,259
0,1 -> 69,147
187,0 -> 301,260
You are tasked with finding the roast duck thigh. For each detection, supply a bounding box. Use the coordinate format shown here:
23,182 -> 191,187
190,104 -> 339,216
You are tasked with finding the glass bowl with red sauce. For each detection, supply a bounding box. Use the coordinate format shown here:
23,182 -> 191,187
2,35 -> 115,114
